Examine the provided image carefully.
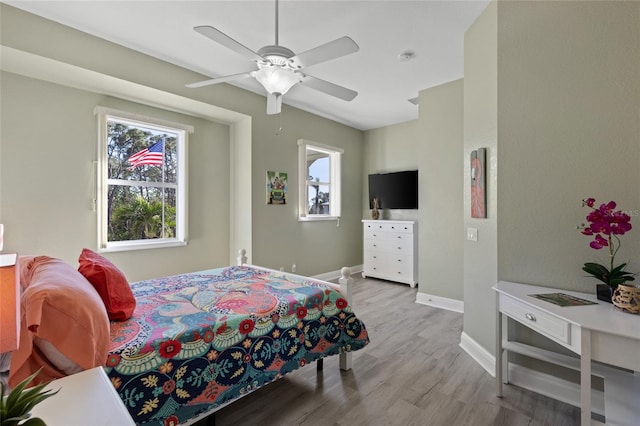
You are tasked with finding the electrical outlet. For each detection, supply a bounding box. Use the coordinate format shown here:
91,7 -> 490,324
279,266 -> 284,272
292,264 -> 296,273
467,227 -> 478,242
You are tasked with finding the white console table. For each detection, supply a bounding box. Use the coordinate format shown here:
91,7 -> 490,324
494,281 -> 640,426
29,367 -> 135,426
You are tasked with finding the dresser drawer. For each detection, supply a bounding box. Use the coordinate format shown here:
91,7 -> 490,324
364,237 -> 413,254
363,253 -> 414,280
501,295 -> 572,345
364,221 -> 414,235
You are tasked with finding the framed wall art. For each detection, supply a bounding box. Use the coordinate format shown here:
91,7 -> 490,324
266,171 -> 287,205
470,148 -> 486,218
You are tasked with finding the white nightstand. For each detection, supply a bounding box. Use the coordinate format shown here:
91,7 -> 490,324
29,367 -> 135,426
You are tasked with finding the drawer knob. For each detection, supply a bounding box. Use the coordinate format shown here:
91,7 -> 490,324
525,313 -> 537,322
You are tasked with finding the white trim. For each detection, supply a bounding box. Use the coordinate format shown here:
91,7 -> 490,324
99,240 -> 187,253
459,331 -> 496,377
94,106 -> 195,134
296,138 -> 345,154
415,292 -> 464,313
298,216 -> 340,222
312,264 -> 363,282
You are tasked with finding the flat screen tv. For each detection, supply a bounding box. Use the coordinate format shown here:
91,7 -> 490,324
368,170 -> 418,209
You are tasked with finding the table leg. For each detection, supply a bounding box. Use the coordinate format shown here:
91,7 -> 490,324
580,328 -> 592,426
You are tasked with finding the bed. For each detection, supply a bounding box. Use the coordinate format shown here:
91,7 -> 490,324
9,249 -> 369,426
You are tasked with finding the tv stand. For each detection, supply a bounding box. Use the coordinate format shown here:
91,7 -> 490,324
362,220 -> 417,287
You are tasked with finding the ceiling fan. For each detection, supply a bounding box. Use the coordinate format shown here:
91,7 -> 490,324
186,0 -> 359,115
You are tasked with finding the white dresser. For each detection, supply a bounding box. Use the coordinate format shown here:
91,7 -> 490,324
362,220 -> 417,287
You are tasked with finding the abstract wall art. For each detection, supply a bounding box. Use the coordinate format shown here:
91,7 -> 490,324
470,148 -> 486,218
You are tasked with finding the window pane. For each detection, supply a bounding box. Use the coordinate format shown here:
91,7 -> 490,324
308,184 -> 330,214
307,151 -> 330,183
107,185 -> 176,242
107,120 -> 178,183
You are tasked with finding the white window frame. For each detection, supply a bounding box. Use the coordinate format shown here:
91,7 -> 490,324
297,138 -> 343,221
95,107 -> 192,252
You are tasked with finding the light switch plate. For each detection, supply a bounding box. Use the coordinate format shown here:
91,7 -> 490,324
467,227 -> 478,242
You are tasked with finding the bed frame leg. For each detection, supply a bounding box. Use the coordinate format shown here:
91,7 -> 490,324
339,267 -> 354,371
317,358 -> 323,372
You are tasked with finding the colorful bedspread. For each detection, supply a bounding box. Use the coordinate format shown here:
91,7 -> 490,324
105,265 -> 369,425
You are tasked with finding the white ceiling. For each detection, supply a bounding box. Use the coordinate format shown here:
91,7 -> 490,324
5,0 -> 489,130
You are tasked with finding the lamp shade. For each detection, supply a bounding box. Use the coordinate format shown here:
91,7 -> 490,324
0,253 -> 19,353
254,66 -> 300,95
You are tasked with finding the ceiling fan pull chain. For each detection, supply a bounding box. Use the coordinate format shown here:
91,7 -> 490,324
275,110 -> 284,136
275,0 -> 279,46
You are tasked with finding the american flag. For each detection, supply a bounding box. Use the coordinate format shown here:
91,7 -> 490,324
128,140 -> 164,167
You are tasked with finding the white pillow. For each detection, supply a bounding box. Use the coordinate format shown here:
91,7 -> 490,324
34,336 -> 83,375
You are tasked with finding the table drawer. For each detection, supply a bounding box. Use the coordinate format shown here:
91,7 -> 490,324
501,295 -> 572,345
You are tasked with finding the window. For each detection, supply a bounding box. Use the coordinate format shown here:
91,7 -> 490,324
297,139 -> 343,221
96,107 -> 192,251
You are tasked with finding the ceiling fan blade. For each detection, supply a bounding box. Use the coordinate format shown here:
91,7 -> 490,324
194,25 -> 264,62
300,75 -> 358,101
186,72 -> 254,88
266,93 -> 283,115
288,36 -> 359,69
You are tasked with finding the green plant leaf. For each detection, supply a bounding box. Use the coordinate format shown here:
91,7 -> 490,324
4,370 -> 40,412
21,417 -> 48,426
1,368 -> 58,426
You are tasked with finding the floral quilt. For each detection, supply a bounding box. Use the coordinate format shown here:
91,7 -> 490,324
105,265 -> 369,425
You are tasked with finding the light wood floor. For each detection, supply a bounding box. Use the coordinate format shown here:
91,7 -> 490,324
208,275 -> 580,425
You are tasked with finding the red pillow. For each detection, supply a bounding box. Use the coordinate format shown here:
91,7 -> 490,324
78,248 -> 135,321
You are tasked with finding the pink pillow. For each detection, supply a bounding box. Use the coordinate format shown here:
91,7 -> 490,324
9,256 -> 110,386
78,248 -> 136,321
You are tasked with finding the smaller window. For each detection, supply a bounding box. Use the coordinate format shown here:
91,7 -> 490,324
297,139 -> 343,221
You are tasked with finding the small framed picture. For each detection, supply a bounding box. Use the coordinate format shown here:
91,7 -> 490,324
266,171 -> 287,205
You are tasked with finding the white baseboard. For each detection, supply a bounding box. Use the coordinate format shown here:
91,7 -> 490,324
459,332 -> 495,376
458,332 -> 605,415
313,264 -> 363,282
415,292 -> 464,313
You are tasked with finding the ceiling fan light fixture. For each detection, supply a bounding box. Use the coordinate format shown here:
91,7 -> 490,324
254,65 -> 300,95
